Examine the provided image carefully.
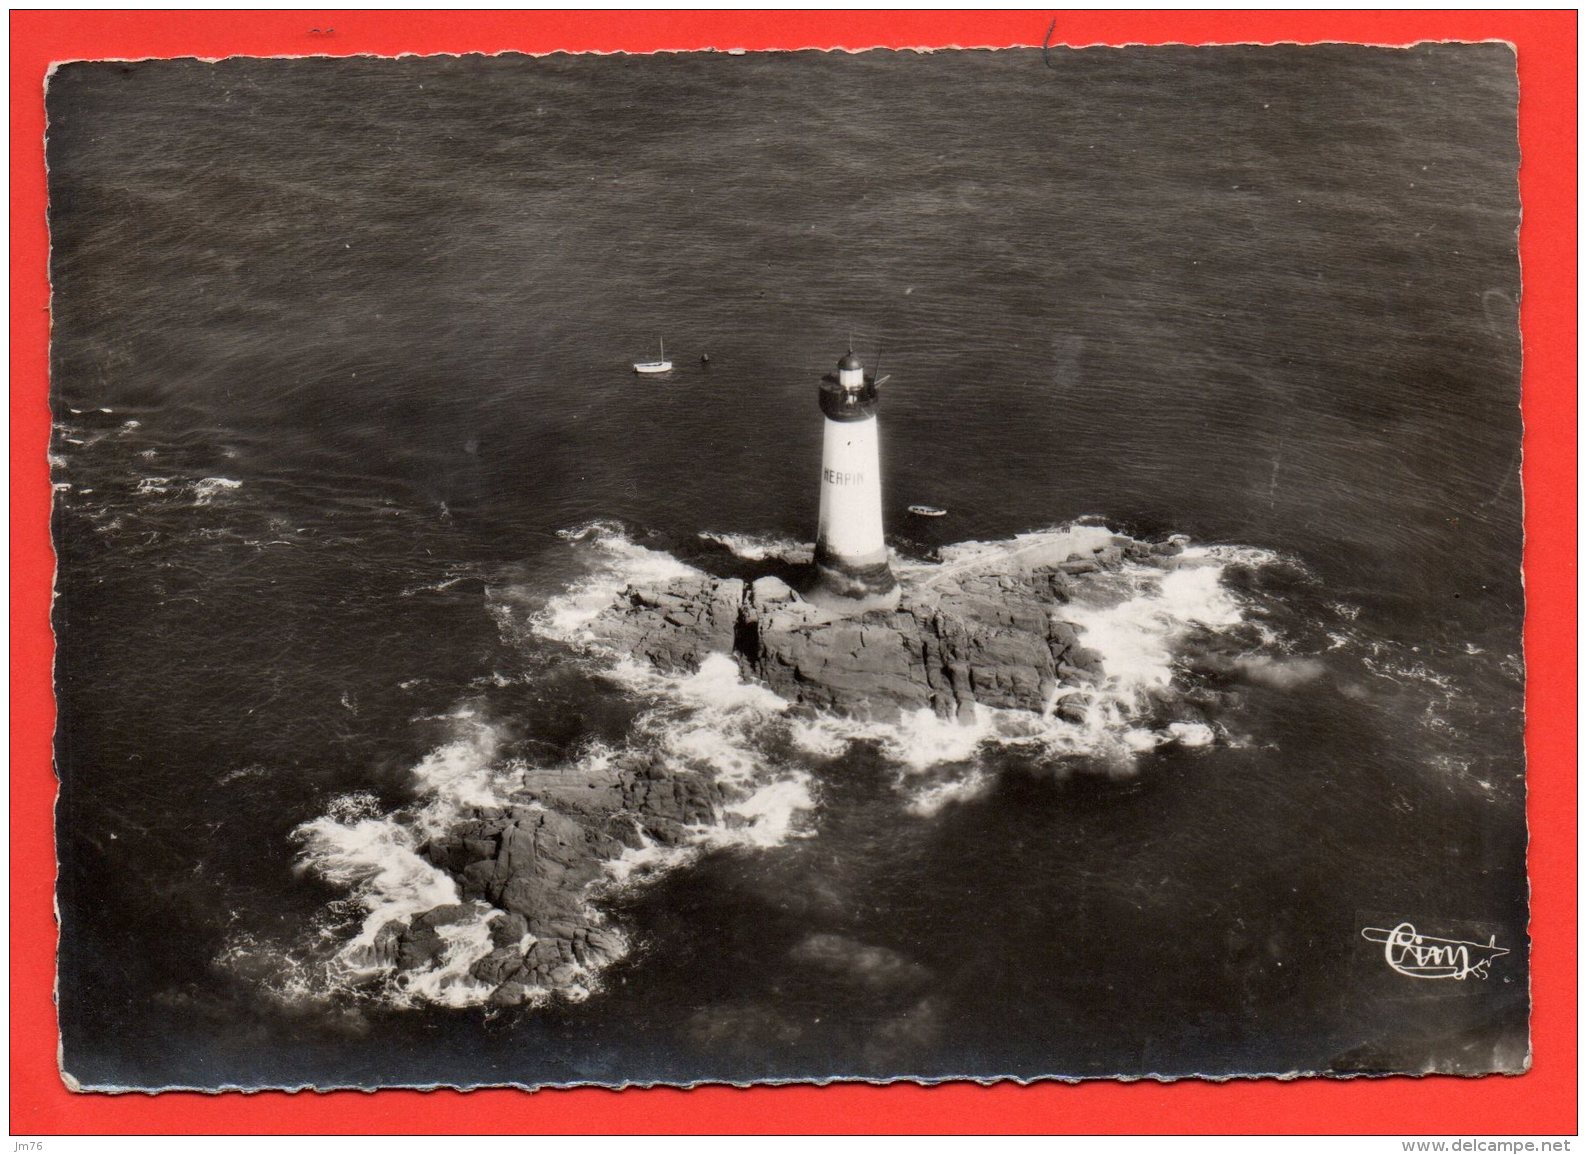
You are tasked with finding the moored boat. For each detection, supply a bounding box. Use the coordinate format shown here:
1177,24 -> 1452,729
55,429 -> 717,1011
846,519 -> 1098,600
633,338 -> 672,374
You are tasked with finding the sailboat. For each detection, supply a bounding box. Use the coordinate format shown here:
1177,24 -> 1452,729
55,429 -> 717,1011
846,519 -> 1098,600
633,338 -> 673,374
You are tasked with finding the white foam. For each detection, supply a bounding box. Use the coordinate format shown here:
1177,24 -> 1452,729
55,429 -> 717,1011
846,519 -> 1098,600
395,904 -> 498,1009
607,835 -> 698,886
698,530 -> 813,563
914,524 -> 1116,581
708,773 -> 817,848
659,721 -> 764,785
874,705 -> 990,770
607,655 -> 792,788
1123,727 -> 1162,753
191,477 -> 243,505
293,808 -> 462,967
788,717 -> 854,760
1168,721 -> 1216,747
214,934 -> 334,1012
134,474 -> 242,505
293,717 -> 517,995
1063,549 -> 1245,698
785,702 -> 1021,776
666,652 -> 790,715
538,523 -> 699,644
571,739 -> 617,777
623,655 -> 817,843
406,725 -> 515,838
905,769 -> 991,817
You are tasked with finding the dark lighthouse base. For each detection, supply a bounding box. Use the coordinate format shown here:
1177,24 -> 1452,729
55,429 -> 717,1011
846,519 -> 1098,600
805,548 -> 901,616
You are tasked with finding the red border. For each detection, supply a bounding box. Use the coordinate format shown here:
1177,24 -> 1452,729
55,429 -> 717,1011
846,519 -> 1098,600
10,10 -> 1576,1136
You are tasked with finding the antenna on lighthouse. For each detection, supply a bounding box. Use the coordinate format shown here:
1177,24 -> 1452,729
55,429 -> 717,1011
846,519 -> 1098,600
873,341 -> 890,387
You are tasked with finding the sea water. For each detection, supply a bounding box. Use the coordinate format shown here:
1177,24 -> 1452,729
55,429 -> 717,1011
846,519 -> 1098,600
45,45 -> 1525,1086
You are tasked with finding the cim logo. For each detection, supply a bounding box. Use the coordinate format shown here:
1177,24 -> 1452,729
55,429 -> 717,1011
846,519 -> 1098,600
1360,921 -> 1510,981
822,469 -> 866,486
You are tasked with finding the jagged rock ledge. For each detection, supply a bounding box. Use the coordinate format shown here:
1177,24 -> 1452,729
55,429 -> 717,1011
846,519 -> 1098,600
370,525 -> 1179,1008
587,524 -> 1181,724
368,748 -> 734,1007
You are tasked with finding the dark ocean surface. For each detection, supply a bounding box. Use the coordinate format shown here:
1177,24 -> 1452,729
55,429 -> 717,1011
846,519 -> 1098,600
46,45 -> 1526,1088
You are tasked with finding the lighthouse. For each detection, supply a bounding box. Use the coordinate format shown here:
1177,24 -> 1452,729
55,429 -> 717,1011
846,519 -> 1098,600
809,348 -> 900,613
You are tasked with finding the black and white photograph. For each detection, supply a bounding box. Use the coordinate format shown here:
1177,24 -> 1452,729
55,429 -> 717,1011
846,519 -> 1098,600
46,42 -> 1527,1090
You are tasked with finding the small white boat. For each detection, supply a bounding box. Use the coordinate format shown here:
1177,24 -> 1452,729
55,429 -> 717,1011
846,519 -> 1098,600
633,338 -> 673,374
908,504 -> 948,518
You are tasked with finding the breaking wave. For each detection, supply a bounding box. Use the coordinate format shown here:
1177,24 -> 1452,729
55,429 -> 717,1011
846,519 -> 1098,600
288,723 -> 511,1008
540,520 -> 699,644
698,529 -> 814,564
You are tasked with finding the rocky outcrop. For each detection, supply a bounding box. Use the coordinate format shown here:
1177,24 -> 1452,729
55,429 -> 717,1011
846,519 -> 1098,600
373,749 -> 729,1006
373,526 -> 1180,1008
584,526 -> 1179,724
618,575 -> 746,672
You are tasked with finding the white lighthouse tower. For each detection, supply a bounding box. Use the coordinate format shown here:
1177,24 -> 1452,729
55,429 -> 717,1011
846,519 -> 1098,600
809,348 -> 900,613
